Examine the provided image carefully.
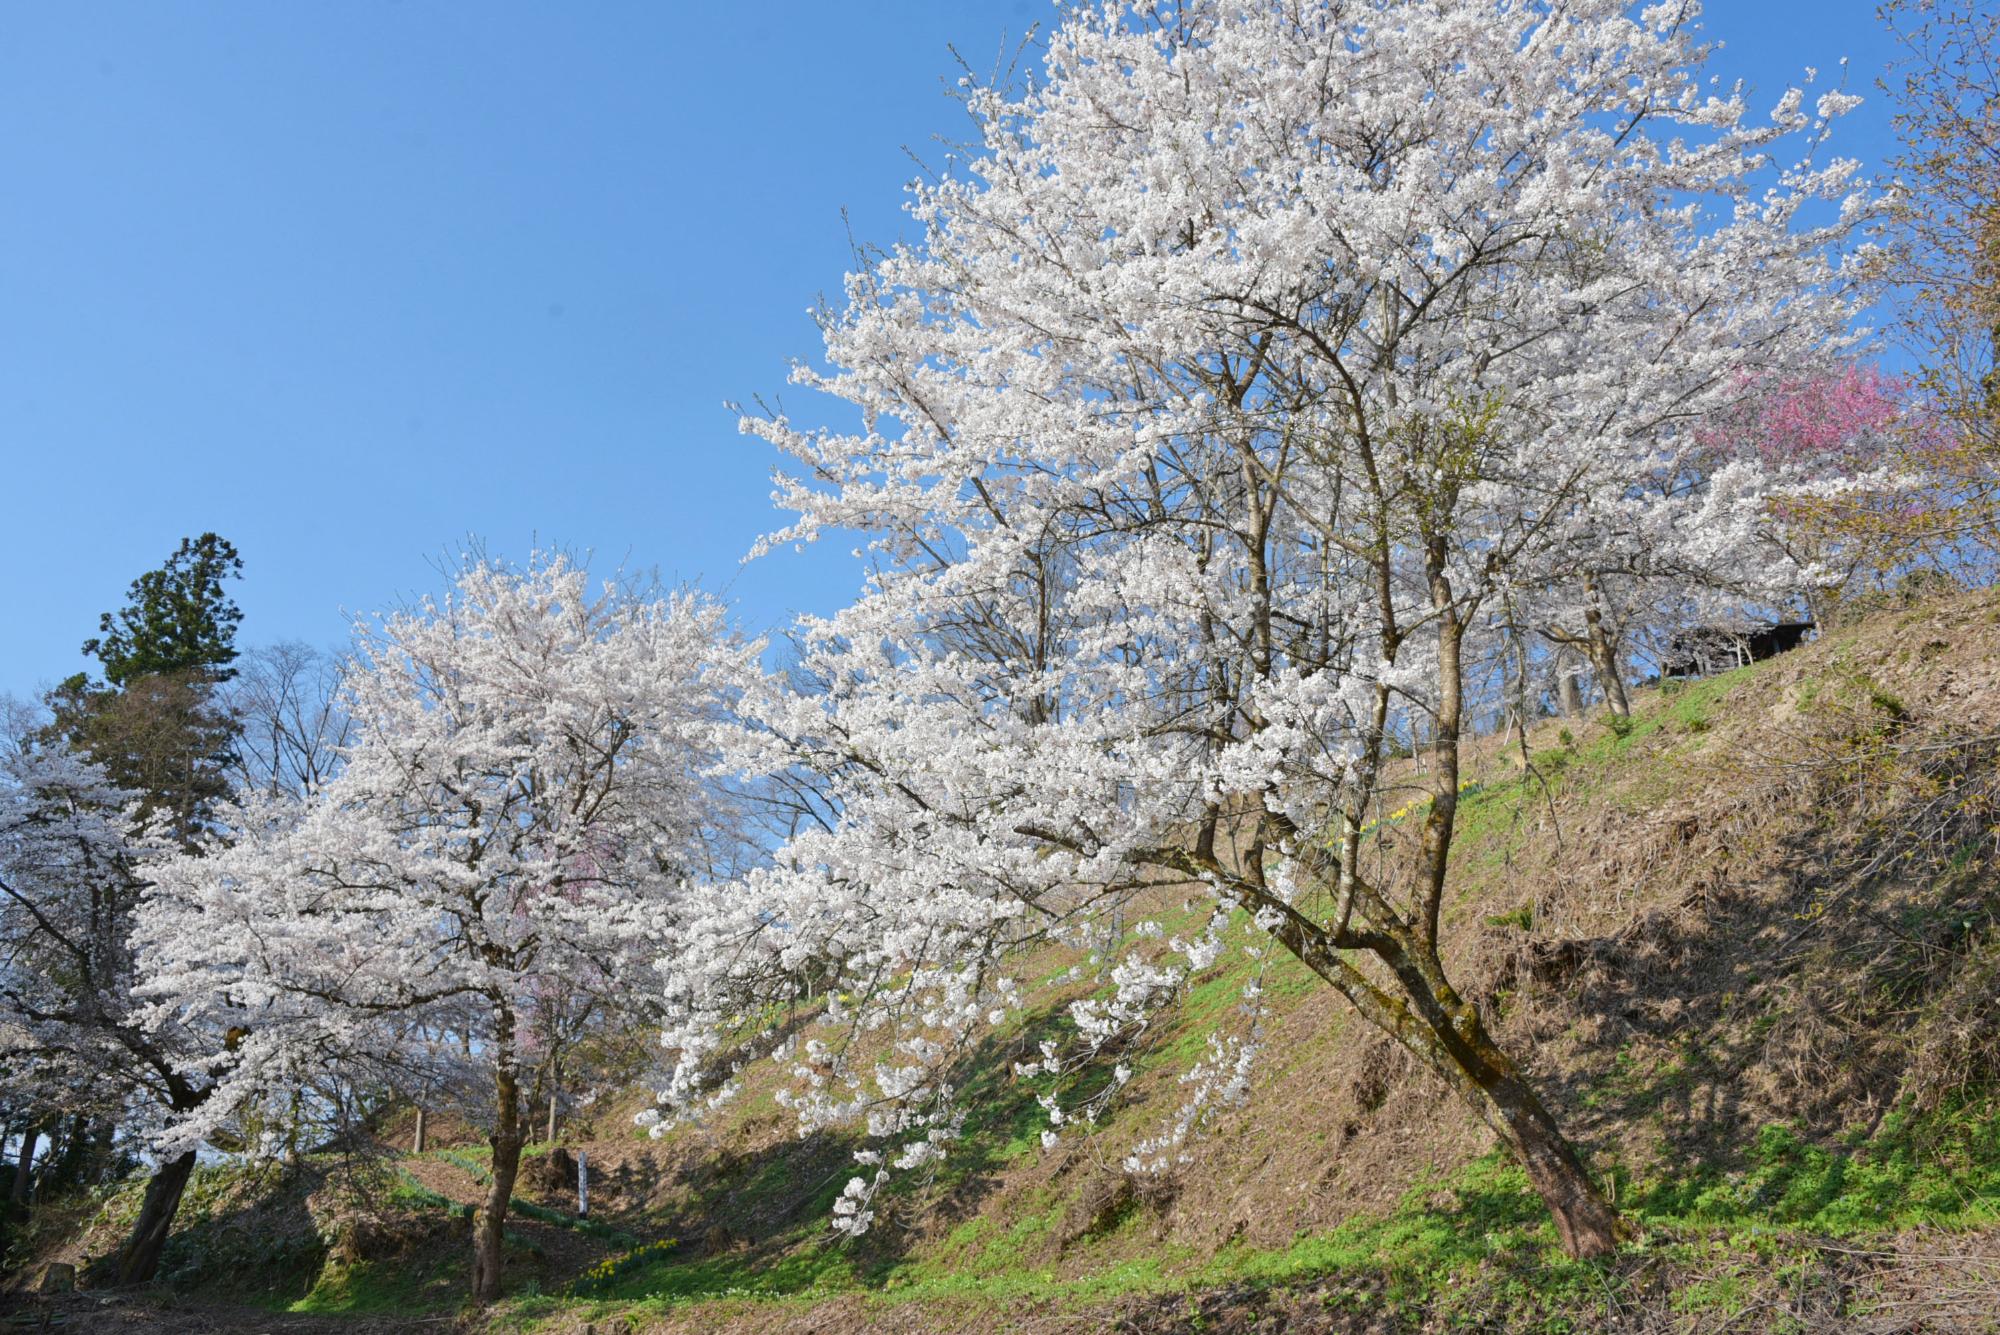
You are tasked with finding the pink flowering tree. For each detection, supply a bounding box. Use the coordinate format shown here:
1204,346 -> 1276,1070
1693,364 -> 1928,622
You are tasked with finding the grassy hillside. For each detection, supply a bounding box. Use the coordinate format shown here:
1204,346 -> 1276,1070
8,592 -> 2000,1332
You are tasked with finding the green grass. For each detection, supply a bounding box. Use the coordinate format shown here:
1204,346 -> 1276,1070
1626,1098 -> 2000,1235
526,638 -> 1993,1323
146,1161 -> 328,1301
291,1256 -> 458,1315
389,1173 -> 474,1220
1444,666 -> 1752,878
541,1152 -> 1575,1324
168,628 -> 2000,1331
124,1084 -> 1998,1328
431,1145 -> 494,1181
512,1198 -> 640,1247
392,1165 -> 638,1246
522,1092 -> 2000,1330
568,1233 -> 861,1304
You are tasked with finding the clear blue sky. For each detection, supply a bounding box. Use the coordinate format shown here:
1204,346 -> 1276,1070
0,2 -> 1903,698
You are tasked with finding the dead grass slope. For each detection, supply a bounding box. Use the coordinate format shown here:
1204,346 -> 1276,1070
488,592 -> 2000,1333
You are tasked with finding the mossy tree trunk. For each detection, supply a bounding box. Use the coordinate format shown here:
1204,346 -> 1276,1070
1171,852 -> 1627,1259
471,1001 -> 524,1307
1152,558 -> 1624,1260
114,1150 -> 197,1285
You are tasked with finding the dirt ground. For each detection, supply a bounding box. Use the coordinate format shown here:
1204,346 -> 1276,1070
0,1289 -> 468,1333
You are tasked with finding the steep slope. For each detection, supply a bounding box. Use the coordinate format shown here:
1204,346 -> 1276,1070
539,590 -> 2000,1330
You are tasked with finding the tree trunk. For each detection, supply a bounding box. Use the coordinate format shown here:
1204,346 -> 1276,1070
1176,567 -> 1624,1263
470,1129 -> 522,1305
412,1107 -> 427,1155
1367,930 -> 1625,1260
1582,589 -> 1630,718
43,1114 -> 96,1195
1555,647 -> 1585,718
470,1016 -> 524,1306
1364,973 -> 1625,1259
1453,1026 -> 1625,1258
11,1122 -> 42,1205
85,1119 -> 119,1188
115,1150 -> 197,1285
32,1120 -> 68,1199
546,1089 -> 558,1145
1244,884 -> 1626,1262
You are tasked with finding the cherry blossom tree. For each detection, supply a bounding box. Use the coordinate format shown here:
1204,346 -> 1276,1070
1521,369 -> 1902,702
657,0 -> 1883,1259
139,556 -> 756,1304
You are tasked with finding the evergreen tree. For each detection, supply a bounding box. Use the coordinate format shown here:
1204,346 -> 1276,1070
46,536 -> 244,854
82,533 -> 244,687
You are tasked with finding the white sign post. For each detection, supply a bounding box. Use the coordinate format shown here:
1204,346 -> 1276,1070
576,1148 -> 589,1218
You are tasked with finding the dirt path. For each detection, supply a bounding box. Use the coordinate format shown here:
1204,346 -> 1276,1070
0,1290 -> 470,1333
396,1154 -> 486,1205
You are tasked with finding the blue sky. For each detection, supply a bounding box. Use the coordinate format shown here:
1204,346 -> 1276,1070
0,2 -> 1903,698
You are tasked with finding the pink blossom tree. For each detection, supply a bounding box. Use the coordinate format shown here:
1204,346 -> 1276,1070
1696,364 -> 1921,621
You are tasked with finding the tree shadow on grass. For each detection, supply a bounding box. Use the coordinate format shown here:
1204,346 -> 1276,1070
1483,704 -> 2000,1217
574,1009 -> 1105,1302
144,1162 -> 329,1304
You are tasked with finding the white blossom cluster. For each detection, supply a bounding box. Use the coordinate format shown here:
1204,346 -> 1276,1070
134,556 -> 758,1155
0,727 -> 187,1140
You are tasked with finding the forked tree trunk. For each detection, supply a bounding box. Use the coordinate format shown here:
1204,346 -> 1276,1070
1419,639 -> 1618,1249
1419,583 -> 1623,1256
115,1150 -> 197,1285
1170,555 -> 1623,1262
471,1018 -> 524,1306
